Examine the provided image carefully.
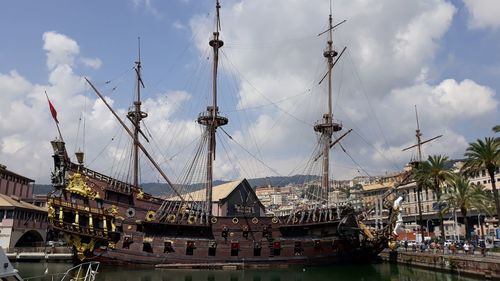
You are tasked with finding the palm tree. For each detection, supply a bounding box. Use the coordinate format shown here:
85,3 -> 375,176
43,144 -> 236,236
414,155 -> 453,242
443,175 -> 489,240
462,137 -> 500,221
493,125 -> 500,133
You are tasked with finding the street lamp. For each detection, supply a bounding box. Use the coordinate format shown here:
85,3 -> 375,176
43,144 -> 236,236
426,219 -> 433,237
478,214 -> 485,240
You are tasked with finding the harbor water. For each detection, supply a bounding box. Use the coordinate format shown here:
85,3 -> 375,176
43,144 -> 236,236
15,262 -> 483,281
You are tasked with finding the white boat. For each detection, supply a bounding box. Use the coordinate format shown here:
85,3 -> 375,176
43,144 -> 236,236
0,247 -> 99,281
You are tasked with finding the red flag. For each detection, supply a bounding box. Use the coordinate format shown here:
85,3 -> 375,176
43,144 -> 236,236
45,92 -> 59,124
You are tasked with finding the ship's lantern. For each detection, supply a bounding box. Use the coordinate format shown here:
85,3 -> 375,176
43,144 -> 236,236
75,151 -> 84,165
51,139 -> 65,153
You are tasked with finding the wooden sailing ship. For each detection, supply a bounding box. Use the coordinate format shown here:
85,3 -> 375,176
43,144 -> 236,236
47,1 -> 408,266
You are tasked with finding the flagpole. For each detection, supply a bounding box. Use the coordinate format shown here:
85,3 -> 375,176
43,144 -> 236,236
45,91 -> 64,142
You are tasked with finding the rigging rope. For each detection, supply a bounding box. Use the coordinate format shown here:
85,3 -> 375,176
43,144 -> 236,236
346,50 -> 398,168
219,127 -> 281,177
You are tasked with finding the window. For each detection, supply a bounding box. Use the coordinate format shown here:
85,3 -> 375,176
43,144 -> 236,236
123,236 -> 133,249
186,241 -> 195,255
294,241 -> 302,256
142,242 -> 153,253
253,242 -> 261,256
208,241 -> 216,256
6,210 -> 13,219
231,242 -> 239,256
273,241 -> 281,256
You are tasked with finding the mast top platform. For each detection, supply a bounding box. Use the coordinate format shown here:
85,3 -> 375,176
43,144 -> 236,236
197,106 -> 228,127
314,114 -> 342,133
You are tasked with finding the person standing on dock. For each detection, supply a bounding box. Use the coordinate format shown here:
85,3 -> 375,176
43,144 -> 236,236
463,242 -> 470,255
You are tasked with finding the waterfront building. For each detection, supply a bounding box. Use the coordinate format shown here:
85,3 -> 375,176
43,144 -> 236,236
0,193 -> 48,249
0,164 -> 34,199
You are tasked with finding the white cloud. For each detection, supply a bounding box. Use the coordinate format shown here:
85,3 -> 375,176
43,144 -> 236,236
43,31 -> 79,70
80,57 -> 102,69
432,79 -> 497,117
1,135 -> 28,154
464,0 -> 500,29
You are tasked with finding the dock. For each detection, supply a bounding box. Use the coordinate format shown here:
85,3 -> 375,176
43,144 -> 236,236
5,248 -> 73,261
380,249 -> 500,280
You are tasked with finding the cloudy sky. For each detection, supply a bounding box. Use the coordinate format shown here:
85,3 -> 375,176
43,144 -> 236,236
1,0 -> 499,185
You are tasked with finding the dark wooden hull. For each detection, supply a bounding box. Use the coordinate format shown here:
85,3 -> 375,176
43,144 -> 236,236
85,244 -> 382,267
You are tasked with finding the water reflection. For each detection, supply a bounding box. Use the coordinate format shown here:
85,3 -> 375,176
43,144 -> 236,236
15,262 -> 481,281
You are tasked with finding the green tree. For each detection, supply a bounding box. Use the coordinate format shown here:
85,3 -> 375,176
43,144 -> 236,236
462,137 -> 500,221
493,125 -> 500,133
443,175 -> 489,240
414,155 -> 453,242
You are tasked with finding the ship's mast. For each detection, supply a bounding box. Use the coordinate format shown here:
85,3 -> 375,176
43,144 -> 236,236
402,105 -> 442,239
127,38 -> 147,188
314,12 -> 342,203
197,0 -> 228,216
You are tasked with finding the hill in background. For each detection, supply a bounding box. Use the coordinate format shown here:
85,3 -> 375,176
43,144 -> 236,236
33,175 -> 318,196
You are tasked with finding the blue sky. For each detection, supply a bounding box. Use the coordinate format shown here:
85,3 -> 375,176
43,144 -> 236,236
0,0 -> 499,185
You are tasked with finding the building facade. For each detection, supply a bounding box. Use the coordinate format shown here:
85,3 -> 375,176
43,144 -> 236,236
0,164 -> 34,199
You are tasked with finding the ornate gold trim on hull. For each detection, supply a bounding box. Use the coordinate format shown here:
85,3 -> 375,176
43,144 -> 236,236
66,173 -> 100,200
65,234 -> 96,261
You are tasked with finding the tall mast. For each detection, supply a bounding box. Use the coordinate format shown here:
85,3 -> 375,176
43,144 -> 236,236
314,11 -> 342,203
415,106 -> 423,161
402,105 -> 442,239
197,0 -> 228,216
128,37 -> 147,188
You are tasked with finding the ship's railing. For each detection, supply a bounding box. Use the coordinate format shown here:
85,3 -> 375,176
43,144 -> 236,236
68,162 -> 134,194
49,198 -> 106,215
52,220 -> 116,240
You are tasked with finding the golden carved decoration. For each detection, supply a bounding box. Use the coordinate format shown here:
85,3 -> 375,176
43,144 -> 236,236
388,239 -> 397,250
146,210 -> 156,222
107,205 -> 118,215
136,190 -> 144,199
108,242 -> 116,249
167,214 -> 177,223
65,234 -> 95,261
47,203 -> 55,219
66,173 -> 100,200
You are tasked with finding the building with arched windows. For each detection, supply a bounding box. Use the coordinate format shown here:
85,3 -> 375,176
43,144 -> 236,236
0,165 -> 48,250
